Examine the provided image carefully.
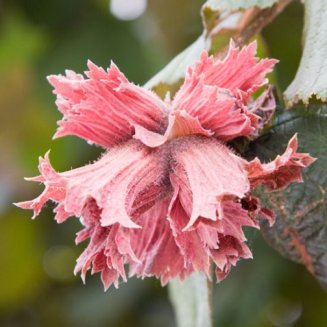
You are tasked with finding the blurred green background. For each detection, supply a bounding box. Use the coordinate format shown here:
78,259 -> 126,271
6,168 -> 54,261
0,0 -> 326,326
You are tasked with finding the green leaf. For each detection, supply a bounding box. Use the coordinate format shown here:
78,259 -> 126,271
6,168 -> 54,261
248,105 -> 327,290
169,272 -> 212,327
284,0 -> 327,106
202,0 -> 279,11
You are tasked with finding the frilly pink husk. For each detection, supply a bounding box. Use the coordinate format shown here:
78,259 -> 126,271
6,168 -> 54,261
247,134 -> 316,191
16,41 -> 314,290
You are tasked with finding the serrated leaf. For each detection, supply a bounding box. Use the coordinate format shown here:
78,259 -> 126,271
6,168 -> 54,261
284,0 -> 327,106
202,0 -> 279,11
169,272 -> 212,327
201,0 -> 282,38
248,105 -> 327,290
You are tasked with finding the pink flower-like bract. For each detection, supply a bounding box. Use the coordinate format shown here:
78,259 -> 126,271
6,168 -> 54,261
16,42 -> 315,290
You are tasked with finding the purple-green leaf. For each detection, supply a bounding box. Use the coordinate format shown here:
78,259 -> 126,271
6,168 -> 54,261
248,105 -> 327,290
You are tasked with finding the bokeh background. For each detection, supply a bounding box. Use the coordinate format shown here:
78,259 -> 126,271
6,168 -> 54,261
0,0 -> 326,326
